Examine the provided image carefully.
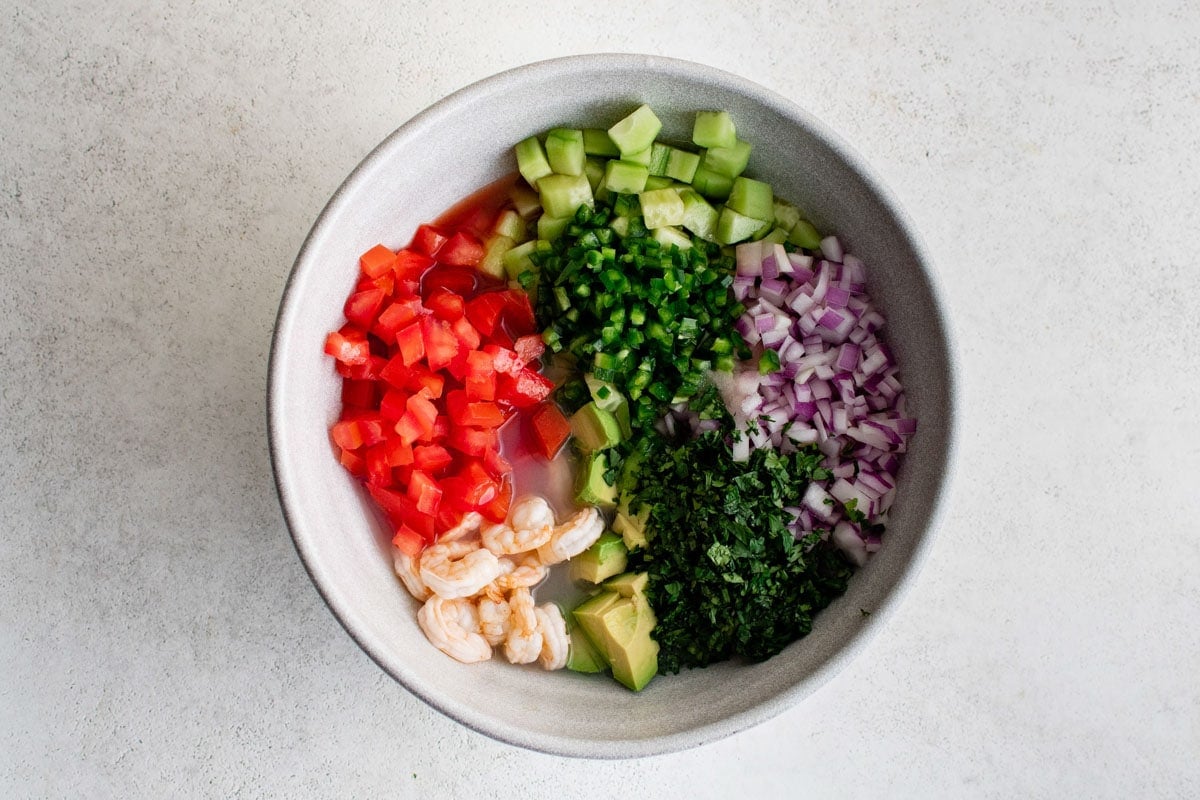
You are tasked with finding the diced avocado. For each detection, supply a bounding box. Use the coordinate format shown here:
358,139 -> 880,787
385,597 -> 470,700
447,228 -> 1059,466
691,164 -> 733,201
607,104 -> 662,156
679,188 -> 719,242
478,234 -> 514,279
538,213 -> 571,242
584,375 -> 632,439
788,218 -> 823,250
570,532 -> 628,584
701,138 -> 753,179
615,448 -> 643,494
514,136 -> 553,186
603,571 -> 649,598
544,128 -> 585,176
575,451 -> 618,507
603,160 -> 649,194
726,177 -> 774,222
583,157 -> 607,193
665,148 -> 701,184
597,594 -> 659,692
613,494 -> 651,550
565,615 -> 607,673
647,142 -> 672,176
638,187 -> 686,230
692,110 -> 737,149
492,208 -> 527,243
537,173 -> 593,219
582,128 -> 620,157
570,401 -> 622,451
572,590 -> 622,661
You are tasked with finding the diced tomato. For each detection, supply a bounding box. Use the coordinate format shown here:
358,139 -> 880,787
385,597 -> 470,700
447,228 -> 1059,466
393,249 -> 435,281
482,343 -> 523,376
363,271 -> 394,296
447,425 -> 499,457
380,359 -> 445,398
335,354 -> 387,380
482,446 -> 512,478
528,401 -> 572,459
465,292 -> 508,336
445,390 -> 508,428
325,330 -> 370,365
368,484 -> 435,539
500,289 -> 537,333
364,444 -> 392,485
393,410 -> 424,446
430,415 -> 450,441
407,470 -> 444,516
479,474 -> 512,523
354,417 -> 386,447
422,265 -> 477,297
344,288 -> 386,329
331,419 -> 365,450
412,444 -> 454,473
439,460 -> 498,510
396,321 -> 425,366
451,317 -> 482,350
384,437 -> 414,467
373,297 -> 425,343
425,288 -> 465,322
411,224 -> 449,257
457,205 -> 499,239
497,367 -> 555,408
359,244 -> 397,279
392,524 -> 424,557
420,316 -> 460,372
464,350 -> 496,401
338,447 -> 366,478
513,334 -> 546,366
379,387 -> 410,421
341,379 -> 378,410
406,391 -> 439,438
438,231 -> 485,267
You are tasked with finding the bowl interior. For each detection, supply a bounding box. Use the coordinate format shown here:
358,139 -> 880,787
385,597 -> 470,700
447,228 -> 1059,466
269,55 -> 955,758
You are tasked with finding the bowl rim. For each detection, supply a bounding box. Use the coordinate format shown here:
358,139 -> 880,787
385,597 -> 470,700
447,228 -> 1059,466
268,52 -> 960,759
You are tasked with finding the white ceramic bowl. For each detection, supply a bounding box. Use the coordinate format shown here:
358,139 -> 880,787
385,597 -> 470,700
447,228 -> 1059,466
269,54 -> 957,758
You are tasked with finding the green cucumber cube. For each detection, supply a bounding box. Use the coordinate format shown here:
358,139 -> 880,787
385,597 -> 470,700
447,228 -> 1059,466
502,239 -> 538,279
545,128 -> 586,176
691,164 -> 733,201
750,217 -> 774,240
538,214 -> 572,241
651,226 -> 693,251
772,199 -> 802,231
788,218 -> 823,249
583,128 -> 620,157
647,143 -> 672,177
515,136 -> 553,186
692,110 -> 737,149
679,188 -> 718,242
665,148 -> 701,183
537,173 -> 593,218
622,146 -> 652,167
604,160 -> 649,194
638,188 -> 686,229
760,227 -> 789,244
584,157 -> 607,192
716,206 -> 764,245
643,175 -> 675,191
607,104 -> 662,156
508,182 -> 542,218
479,234 -> 514,278
492,209 -> 527,242
701,138 -> 752,179
726,177 -> 774,223
609,216 -> 632,238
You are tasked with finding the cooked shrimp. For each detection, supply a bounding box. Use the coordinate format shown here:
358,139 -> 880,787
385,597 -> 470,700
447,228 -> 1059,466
480,521 -> 552,556
477,590 -> 512,646
510,495 -> 556,536
494,554 -> 548,590
439,511 -> 484,542
503,587 -> 543,665
420,540 -> 502,599
416,595 -> 492,664
537,506 -> 606,565
392,548 -> 430,601
534,602 -> 570,671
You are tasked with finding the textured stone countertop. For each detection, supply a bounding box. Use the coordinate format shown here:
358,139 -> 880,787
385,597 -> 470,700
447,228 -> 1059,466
2,1 -> 1197,797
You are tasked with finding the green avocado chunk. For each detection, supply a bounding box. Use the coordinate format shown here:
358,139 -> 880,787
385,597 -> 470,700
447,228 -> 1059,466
565,615 -> 607,673
603,571 -> 649,598
575,451 -> 618,507
570,401 -> 623,451
570,532 -> 628,584
613,493 -> 651,550
572,590 -> 659,691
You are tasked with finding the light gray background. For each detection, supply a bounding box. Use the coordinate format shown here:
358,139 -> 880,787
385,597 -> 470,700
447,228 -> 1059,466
2,1 -> 1197,797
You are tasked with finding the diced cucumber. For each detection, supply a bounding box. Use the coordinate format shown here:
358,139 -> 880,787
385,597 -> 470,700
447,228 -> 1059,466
716,206 -> 765,245
788,218 -> 823,250
652,226 -> 693,251
537,173 -> 593,218
638,188 -> 686,229
679,188 -> 719,242
665,148 -> 701,183
515,136 -> 553,186
692,110 -> 737,149
760,227 -> 789,244
607,104 -> 662,156
609,215 -> 632,238
691,164 -> 733,201
772,198 -> 802,232
508,182 -> 542,218
545,128 -> 586,176
750,217 -> 774,240
538,214 -> 572,241
502,239 -> 538,280
583,157 -> 607,193
701,138 -> 752,179
583,128 -> 621,157
622,146 -> 653,167
647,176 -> 683,191
647,143 -> 672,177
604,160 -> 650,194
726,177 -> 774,223
492,209 -> 527,242
478,234 -> 514,278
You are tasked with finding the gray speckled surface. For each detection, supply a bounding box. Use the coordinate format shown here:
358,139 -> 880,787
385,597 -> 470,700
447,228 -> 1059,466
2,1 -> 1198,797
